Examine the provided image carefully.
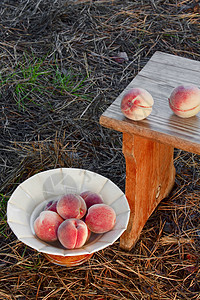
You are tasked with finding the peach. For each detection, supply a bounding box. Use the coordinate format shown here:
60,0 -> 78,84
57,193 -> 86,219
121,87 -> 154,121
44,200 -> 58,213
169,85 -> 200,118
85,204 -> 116,234
34,211 -> 63,242
80,191 -> 92,199
80,191 -> 104,209
57,219 -> 88,249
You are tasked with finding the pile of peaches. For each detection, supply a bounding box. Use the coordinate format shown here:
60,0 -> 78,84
33,191 -> 116,250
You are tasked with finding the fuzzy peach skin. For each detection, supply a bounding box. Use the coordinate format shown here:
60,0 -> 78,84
85,204 -> 116,234
57,219 -> 88,249
57,194 -> 87,220
44,200 -> 58,213
34,211 -> 63,242
121,87 -> 154,121
168,85 -> 200,118
80,191 -> 104,209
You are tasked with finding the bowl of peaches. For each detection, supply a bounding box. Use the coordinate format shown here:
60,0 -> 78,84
7,168 -> 130,266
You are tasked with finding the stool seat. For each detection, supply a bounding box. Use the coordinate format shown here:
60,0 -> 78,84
100,51 -> 200,250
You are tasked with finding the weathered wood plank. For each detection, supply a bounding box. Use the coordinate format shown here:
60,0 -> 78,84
100,51 -> 200,154
140,62 -> 200,87
150,51 -> 200,72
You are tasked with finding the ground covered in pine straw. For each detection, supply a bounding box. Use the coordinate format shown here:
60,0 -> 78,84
0,0 -> 200,299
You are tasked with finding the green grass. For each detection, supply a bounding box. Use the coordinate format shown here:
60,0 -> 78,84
52,65 -> 89,99
0,53 -> 90,110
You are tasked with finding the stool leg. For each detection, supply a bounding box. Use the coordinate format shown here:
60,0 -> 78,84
120,133 -> 175,251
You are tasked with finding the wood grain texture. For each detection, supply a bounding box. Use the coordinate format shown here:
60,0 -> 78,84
100,51 -> 200,154
120,133 -> 175,251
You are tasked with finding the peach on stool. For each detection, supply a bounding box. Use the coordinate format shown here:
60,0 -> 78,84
85,204 -> 116,234
57,194 -> 87,219
169,85 -> 200,118
121,87 -> 154,121
57,219 -> 88,249
80,191 -> 104,209
34,211 -> 63,242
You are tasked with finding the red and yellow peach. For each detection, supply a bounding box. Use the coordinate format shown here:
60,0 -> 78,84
57,219 -> 88,249
80,191 -> 103,209
34,211 -> 63,242
85,204 -> 116,234
169,85 -> 200,118
57,194 -> 86,220
121,87 -> 154,121
44,200 -> 58,213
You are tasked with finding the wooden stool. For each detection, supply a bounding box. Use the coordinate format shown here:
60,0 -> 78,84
100,51 -> 200,251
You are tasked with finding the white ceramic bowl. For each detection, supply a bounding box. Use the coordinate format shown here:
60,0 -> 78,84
7,168 -> 130,256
